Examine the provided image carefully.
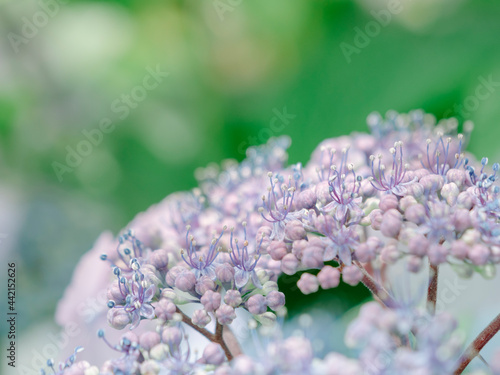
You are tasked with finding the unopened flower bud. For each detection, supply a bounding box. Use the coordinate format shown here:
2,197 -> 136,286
342,265 -> 363,286
192,309 -> 212,327
224,289 -> 242,308
202,343 -> 226,365
139,332 -> 161,351
281,253 -> 299,275
201,290 -> 221,312
380,209 -> 403,238
268,240 -> 288,261
216,304 -> 236,325
265,291 -> 285,310
317,265 -> 340,289
246,294 -> 267,315
297,273 -> 319,295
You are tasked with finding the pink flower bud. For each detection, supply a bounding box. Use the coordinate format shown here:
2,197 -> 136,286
315,181 -> 333,206
317,265 -> 340,289
166,266 -> 186,287
361,179 -> 376,197
413,168 -> 430,180
468,244 -> 490,265
380,244 -> 399,264
342,265 -> 363,286
399,196 -> 417,211
161,326 -> 182,347
192,309 -> 211,327
215,263 -> 235,283
224,289 -> 242,307
265,291 -> 285,310
139,331 -> 161,351
405,182 -> 424,197
107,308 -> 131,330
201,290 -> 222,311
269,240 -> 288,261
428,243 -> 447,265
246,294 -> 267,315
419,174 -> 444,192
285,220 -> 307,241
281,253 -> 299,275
202,343 -> 226,365
380,209 -> 402,238
175,270 -> 196,292
292,239 -> 308,259
301,245 -> 324,268
408,234 -> 429,257
450,240 -> 469,260
369,209 -> 383,231
297,273 -> 319,294
107,280 -> 126,303
216,304 -> 236,325
405,204 -> 426,224
452,208 -> 472,232
156,298 -> 176,321
379,194 -> 398,212
446,168 -> 466,187
149,249 -> 169,270
195,276 -> 216,295
457,191 -> 473,210
407,256 -> 422,272
295,189 -> 317,210
441,183 -> 460,206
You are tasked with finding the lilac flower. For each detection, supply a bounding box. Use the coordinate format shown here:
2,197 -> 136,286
98,330 -> 141,374
180,225 -> 226,279
420,133 -> 465,176
369,141 -> 416,196
229,222 -> 263,289
39,347 -> 85,375
259,172 -> 297,240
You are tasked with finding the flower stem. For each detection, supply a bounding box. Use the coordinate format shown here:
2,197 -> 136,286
427,263 -> 439,315
176,307 -> 238,361
354,261 -> 395,307
454,313 -> 500,374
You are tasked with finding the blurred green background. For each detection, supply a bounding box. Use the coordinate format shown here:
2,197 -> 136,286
1,0 -> 500,354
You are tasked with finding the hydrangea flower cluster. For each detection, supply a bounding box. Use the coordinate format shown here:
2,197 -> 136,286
51,110 -> 500,374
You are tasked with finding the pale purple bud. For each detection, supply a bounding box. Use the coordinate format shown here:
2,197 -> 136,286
192,309 -> 212,327
265,290 -> 285,310
380,209 -> 402,238
215,263 -> 235,283
452,208 -> 472,232
224,289 -> 242,307
246,294 -> 267,315
161,326 -> 182,347
297,273 -> 319,294
269,240 -> 288,261
107,308 -> 131,330
413,168 -> 430,180
281,253 -> 299,275
201,290 -> 221,311
408,234 -> 429,257
292,239 -> 307,259
468,244 -> 490,265
295,189 -> 317,210
419,174 -> 444,192
380,244 -> 399,264
257,225 -> 273,253
107,281 -> 126,303
361,179 -> 376,197
317,265 -> 340,289
285,220 -> 307,241
450,240 -> 469,260
216,304 -> 236,325
379,194 -> 398,212
369,209 -> 383,231
156,298 -> 176,321
407,256 -> 422,272
405,182 -> 424,197
202,343 -> 226,365
139,331 -> 161,351
149,249 -> 169,270
342,265 -> 363,286
315,181 -> 333,205
195,276 -> 215,295
399,195 -> 417,211
446,168 -> 466,187
175,270 -> 196,292
166,266 -> 186,287
428,243 -> 447,265
441,182 -> 460,206
457,191 -> 474,209
301,245 -> 324,268
405,203 -> 426,224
